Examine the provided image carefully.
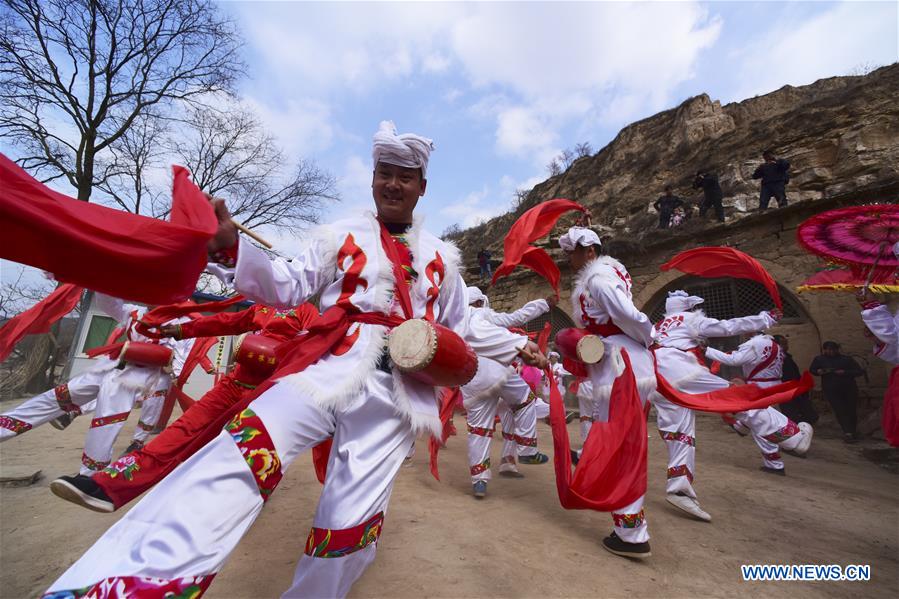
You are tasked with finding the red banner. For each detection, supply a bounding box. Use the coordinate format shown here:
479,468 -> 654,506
0,283 -> 83,361
0,155 -> 216,305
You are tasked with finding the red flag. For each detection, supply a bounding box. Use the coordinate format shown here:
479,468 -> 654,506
0,283 -> 83,361
492,199 -> 587,296
661,247 -> 782,309
136,295 -> 246,335
655,368 -> 814,413
536,321 -> 552,354
0,155 -> 216,305
428,387 -> 462,481
548,350 -> 647,510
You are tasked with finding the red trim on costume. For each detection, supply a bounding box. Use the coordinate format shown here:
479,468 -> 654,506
747,341 -> 780,381
763,421 -> 800,443
81,453 -> 110,472
304,511 -> 385,558
763,451 -> 782,461
467,425 -> 494,438
667,464 -> 694,482
470,458 -> 491,475
0,415 -> 32,435
54,383 -> 82,414
225,407 -> 283,501
42,574 -> 216,598
659,431 -> 695,447
90,412 -> 130,428
612,509 -> 645,529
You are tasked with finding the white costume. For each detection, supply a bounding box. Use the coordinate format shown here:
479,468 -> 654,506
707,335 -> 813,470
0,294 -> 191,474
575,379 -> 597,444
46,123 -> 513,599
862,303 -> 899,364
461,288 -> 548,483
653,291 -> 776,491
565,226 -> 655,544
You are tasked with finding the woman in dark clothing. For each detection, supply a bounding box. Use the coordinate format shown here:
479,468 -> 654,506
810,341 -> 865,442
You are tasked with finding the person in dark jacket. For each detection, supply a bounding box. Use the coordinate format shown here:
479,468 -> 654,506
692,170 -> 725,223
752,150 -> 790,210
652,186 -> 683,229
809,341 -> 865,442
774,335 -> 819,425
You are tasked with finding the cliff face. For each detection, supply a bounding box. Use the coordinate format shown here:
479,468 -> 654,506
454,64 -> 899,260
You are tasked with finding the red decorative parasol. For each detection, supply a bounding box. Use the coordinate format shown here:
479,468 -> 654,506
796,263 -> 899,294
797,204 -> 899,282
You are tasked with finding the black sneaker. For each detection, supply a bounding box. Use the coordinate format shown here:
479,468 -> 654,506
122,440 -> 145,456
50,413 -> 76,431
602,532 -> 651,559
50,475 -> 115,513
759,466 -> 786,476
570,449 -> 581,466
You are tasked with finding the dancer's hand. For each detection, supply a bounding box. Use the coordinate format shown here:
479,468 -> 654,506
206,195 -> 238,253
545,294 -> 558,308
518,341 -> 548,369
768,308 -> 783,321
158,324 -> 180,338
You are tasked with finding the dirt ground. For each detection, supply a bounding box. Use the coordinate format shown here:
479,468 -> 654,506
1,399 -> 897,599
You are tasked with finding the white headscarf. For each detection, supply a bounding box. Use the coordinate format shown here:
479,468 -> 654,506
372,120 -> 435,177
467,286 -> 489,307
665,290 -> 704,314
559,227 -> 601,252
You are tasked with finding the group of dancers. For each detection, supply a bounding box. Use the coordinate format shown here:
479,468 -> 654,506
1,121 -> 895,599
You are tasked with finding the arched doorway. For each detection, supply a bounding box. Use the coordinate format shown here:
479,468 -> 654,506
523,306 -> 576,340
641,276 -> 821,380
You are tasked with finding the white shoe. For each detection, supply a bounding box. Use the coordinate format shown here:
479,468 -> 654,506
666,493 -> 711,522
783,422 -> 813,456
498,461 -> 524,478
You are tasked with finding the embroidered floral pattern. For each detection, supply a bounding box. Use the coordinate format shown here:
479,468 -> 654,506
0,415 -> 32,435
501,431 -> 515,441
659,431 -> 695,447
81,453 -> 110,472
512,434 -> 537,447
225,408 -> 282,500
467,425 -> 494,438
667,464 -> 694,482
304,511 -> 385,559
763,451 -> 782,461
42,574 -> 216,598
470,458 -> 491,476
763,421 -> 800,443
90,411 -> 130,428
612,509 -> 645,529
136,420 -> 156,432
580,416 -> 595,423
54,384 -> 82,415
102,454 -> 141,481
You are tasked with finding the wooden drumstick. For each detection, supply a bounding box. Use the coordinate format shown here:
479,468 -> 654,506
231,219 -> 273,249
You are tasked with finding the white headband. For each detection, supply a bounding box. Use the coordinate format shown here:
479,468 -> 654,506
372,120 -> 434,177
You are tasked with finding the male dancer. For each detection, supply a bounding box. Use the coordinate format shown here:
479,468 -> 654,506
706,333 -> 814,474
651,290 -> 782,517
44,121 -> 546,598
561,226 -> 655,559
0,293 -> 192,476
462,287 -> 549,497
50,302 -> 318,512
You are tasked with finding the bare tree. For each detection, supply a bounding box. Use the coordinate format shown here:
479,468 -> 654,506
0,0 -> 243,201
559,148 -> 575,170
575,141 -> 593,158
172,104 -> 340,232
546,157 -> 563,177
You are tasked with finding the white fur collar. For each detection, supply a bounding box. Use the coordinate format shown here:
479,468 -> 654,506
574,256 -> 632,299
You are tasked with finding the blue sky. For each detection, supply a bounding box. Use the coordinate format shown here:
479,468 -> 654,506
217,0 -> 898,234
2,0 -> 898,303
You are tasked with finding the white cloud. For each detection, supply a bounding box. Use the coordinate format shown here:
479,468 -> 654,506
337,154 -> 374,210
728,2 -> 898,101
241,96 -> 335,159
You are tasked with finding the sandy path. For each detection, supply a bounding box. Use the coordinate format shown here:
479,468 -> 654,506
1,401 -> 896,598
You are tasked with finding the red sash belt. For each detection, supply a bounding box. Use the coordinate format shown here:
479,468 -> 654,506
586,323 -> 625,337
